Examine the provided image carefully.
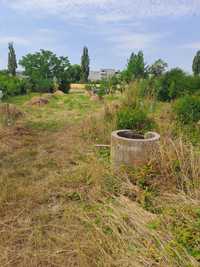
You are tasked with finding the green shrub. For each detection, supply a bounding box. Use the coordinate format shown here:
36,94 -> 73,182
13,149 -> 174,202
156,68 -> 187,101
153,69 -> 200,102
30,78 -> 70,94
0,73 -> 29,97
173,95 -> 200,124
30,79 -> 53,93
116,107 -> 155,132
59,79 -> 70,94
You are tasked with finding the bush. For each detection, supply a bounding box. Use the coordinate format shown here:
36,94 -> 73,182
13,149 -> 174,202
116,107 -> 155,132
173,95 -> 200,124
156,68 -> 187,101
30,79 -> 53,93
140,68 -> 200,102
59,79 -> 70,94
152,69 -> 200,102
30,78 -> 70,94
0,73 -> 29,97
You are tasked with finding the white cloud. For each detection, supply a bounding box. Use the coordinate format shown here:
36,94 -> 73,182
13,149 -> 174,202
105,28 -> 163,56
2,0 -> 200,20
0,29 -> 60,50
0,36 -> 30,45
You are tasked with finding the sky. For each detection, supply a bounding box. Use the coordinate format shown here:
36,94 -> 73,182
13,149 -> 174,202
0,0 -> 200,72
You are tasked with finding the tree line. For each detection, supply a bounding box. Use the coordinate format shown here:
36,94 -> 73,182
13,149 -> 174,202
95,50 -> 200,101
1,41 -> 200,99
0,43 -> 90,97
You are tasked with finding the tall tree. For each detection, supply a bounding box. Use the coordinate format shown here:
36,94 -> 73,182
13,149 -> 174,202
8,42 -> 17,76
126,51 -> 147,81
81,46 -> 90,82
192,51 -> 200,76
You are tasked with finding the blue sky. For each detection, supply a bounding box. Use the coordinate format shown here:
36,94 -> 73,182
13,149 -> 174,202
0,0 -> 200,72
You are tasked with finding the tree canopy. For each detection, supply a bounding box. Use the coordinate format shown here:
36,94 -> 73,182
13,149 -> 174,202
19,50 -> 70,81
19,50 -> 70,92
125,51 -> 147,81
149,59 -> 168,76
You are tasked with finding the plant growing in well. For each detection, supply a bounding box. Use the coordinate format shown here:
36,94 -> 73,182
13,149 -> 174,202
116,107 -> 155,132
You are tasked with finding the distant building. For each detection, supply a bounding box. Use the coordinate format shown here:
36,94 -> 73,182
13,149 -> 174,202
89,71 -> 101,81
89,69 -> 119,81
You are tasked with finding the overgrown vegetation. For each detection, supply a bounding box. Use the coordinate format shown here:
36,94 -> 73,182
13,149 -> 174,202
0,83 -> 200,266
116,107 -> 155,132
0,72 -> 29,97
173,95 -> 200,124
1,42 -> 200,266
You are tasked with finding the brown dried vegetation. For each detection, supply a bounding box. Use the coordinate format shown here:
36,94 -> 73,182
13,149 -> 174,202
0,90 -> 200,267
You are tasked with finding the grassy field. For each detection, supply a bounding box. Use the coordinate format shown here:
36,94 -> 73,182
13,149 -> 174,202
3,92 -> 103,131
0,89 -> 200,267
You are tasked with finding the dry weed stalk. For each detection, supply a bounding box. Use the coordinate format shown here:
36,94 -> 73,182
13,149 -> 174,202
159,137 -> 200,199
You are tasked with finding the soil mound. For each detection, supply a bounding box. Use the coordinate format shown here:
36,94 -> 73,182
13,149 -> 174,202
90,95 -> 103,102
28,97 -> 49,106
53,90 -> 65,96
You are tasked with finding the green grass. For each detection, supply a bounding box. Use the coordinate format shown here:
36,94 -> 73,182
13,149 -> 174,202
3,92 -> 102,131
4,92 -> 39,105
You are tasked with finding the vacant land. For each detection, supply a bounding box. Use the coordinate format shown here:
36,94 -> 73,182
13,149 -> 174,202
0,90 -> 200,267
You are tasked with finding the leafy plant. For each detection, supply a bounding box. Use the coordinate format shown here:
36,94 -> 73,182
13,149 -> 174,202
116,107 -> 155,132
0,72 -> 29,97
173,95 -> 200,124
156,68 -> 187,101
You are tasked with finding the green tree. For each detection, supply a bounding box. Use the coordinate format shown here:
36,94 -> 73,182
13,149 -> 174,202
8,42 -> 17,76
126,51 -> 147,81
19,50 -> 70,92
149,59 -> 168,76
68,64 -> 82,83
192,51 -> 200,76
81,46 -> 90,82
156,68 -> 187,101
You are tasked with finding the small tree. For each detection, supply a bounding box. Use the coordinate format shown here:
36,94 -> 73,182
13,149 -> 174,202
8,42 -> 17,76
126,51 -> 147,81
192,51 -> 200,76
81,46 -> 90,82
149,59 -> 168,76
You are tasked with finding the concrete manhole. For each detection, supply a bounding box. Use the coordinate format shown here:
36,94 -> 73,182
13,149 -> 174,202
111,130 -> 160,169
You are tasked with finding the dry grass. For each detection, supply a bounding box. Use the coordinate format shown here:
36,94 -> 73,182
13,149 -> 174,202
0,103 -> 24,126
0,90 -> 200,266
